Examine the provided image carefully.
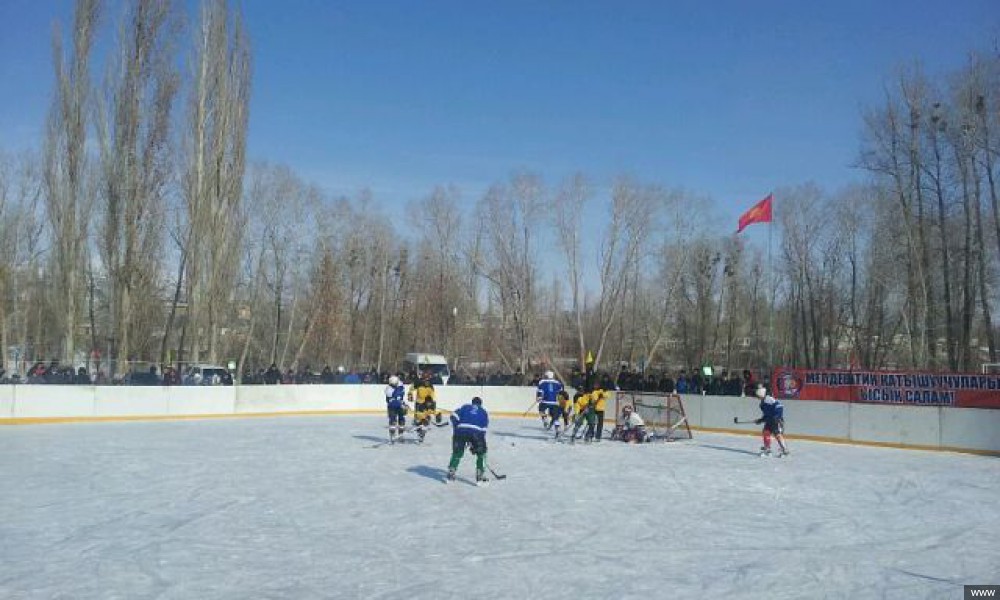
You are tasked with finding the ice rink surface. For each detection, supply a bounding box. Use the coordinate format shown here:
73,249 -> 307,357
1,415 -> 997,600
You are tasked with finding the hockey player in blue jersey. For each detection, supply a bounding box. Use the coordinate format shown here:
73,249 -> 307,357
536,370 -> 563,430
447,396 -> 490,483
385,375 -> 409,443
755,384 -> 788,457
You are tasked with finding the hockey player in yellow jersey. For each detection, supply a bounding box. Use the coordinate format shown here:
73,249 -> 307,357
591,385 -> 608,442
556,389 -> 573,429
570,388 -> 597,443
409,373 -> 442,442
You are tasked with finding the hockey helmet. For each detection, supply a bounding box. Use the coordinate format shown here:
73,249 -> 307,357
544,370 -> 554,380
755,384 -> 766,399
471,396 -> 483,406
389,375 -> 400,387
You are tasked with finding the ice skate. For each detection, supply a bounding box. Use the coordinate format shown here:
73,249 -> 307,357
475,468 -> 489,485
446,468 -> 456,482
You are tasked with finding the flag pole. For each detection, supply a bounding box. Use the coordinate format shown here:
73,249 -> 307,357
767,201 -> 774,371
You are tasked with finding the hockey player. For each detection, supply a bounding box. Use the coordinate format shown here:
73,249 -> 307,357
755,384 -> 789,456
592,385 -> 608,441
556,389 -> 573,430
570,388 -> 596,443
409,374 -> 442,442
447,396 -> 490,483
384,375 -> 409,443
536,370 -> 563,429
619,404 -> 647,443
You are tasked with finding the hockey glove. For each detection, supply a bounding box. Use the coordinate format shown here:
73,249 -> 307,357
755,418 -> 764,425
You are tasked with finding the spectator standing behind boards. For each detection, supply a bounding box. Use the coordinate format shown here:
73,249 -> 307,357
676,371 -> 689,394
264,363 -> 281,385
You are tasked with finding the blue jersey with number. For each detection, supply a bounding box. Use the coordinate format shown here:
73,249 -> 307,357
385,384 -> 406,409
536,378 -> 563,405
450,403 -> 489,436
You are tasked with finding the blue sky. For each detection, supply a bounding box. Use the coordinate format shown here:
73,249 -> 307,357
1,0 -> 997,233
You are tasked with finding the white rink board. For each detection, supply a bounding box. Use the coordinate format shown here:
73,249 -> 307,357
849,403 -> 942,447
677,392 -> 703,427
0,386 -> 13,418
167,386 -> 236,415
1,385 -> 998,454
940,407 -> 1000,452
92,386 -> 170,417
270,384 -> 338,412
784,398 -> 851,439
699,394 -> 758,429
12,385 -> 95,418
234,384 -> 300,413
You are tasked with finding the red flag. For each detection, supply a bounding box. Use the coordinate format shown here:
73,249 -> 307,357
737,194 -> 773,233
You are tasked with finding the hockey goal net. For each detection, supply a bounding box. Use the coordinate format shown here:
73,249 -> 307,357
613,391 -> 693,441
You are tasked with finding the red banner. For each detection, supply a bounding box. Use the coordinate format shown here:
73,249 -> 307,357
771,367 -> 1000,409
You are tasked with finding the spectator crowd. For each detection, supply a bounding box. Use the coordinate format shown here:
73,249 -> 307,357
0,360 -> 761,395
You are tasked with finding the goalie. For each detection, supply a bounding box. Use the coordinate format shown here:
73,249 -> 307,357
615,404 -> 648,443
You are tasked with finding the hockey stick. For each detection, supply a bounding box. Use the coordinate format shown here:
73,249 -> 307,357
733,417 -> 758,424
366,425 -> 419,448
521,398 -> 541,417
486,462 -> 507,480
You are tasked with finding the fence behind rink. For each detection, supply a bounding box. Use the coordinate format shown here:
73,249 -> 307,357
0,384 -> 997,455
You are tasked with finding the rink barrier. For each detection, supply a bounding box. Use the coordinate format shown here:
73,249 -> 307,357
0,385 -> 997,456
689,425 -> 1000,456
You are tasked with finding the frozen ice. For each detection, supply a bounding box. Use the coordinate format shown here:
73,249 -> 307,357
1,415 -> 997,599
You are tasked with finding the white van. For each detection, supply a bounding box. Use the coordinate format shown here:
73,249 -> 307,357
184,364 -> 230,385
402,353 -> 451,385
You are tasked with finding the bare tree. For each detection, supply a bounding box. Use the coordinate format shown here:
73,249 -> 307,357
96,0 -> 179,374
590,177 -> 659,368
182,0 -> 250,366
552,173 -> 590,368
471,172 -> 545,373
0,153 -> 45,373
44,0 -> 100,364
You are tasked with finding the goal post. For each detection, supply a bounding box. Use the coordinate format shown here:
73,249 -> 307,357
612,391 -> 693,441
